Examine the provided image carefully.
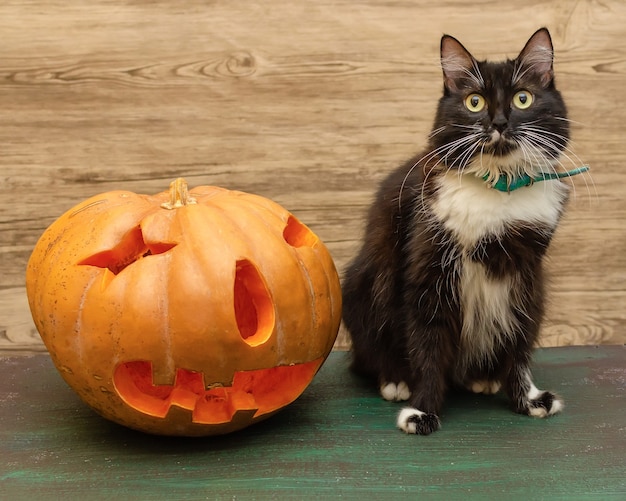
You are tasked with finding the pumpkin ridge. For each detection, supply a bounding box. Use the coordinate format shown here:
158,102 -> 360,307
207,200 -> 318,361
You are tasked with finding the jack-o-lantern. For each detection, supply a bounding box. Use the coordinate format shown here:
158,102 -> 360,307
26,178 -> 342,436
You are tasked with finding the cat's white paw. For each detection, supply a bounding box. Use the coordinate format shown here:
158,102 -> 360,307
397,407 -> 441,435
380,381 -> 411,402
468,380 -> 501,395
524,380 -> 563,417
527,391 -> 564,418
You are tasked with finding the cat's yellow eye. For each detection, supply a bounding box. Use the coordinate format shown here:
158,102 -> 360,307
513,90 -> 534,110
464,93 -> 486,112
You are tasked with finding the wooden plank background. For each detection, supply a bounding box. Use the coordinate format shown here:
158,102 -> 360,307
1,0 -> 624,354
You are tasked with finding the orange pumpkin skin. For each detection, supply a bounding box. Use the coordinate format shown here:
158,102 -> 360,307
26,179 -> 341,436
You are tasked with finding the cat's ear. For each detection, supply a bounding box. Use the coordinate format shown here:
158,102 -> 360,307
440,35 -> 477,92
516,28 -> 554,87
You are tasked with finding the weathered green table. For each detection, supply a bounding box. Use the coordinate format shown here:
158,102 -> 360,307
1,347 -> 624,499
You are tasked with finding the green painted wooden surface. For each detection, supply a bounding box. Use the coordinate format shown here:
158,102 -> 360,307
1,347 -> 624,500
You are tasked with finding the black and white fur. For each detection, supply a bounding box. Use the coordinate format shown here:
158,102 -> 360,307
342,29 -> 575,434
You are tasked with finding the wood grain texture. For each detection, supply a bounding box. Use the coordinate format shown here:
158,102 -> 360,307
1,0 -> 625,352
1,348 -> 625,498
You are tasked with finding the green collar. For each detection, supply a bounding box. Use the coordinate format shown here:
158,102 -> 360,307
483,166 -> 590,192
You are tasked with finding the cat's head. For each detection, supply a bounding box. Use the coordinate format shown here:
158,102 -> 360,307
430,28 -> 570,183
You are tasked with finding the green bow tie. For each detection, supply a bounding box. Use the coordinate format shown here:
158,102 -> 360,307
483,166 -> 590,192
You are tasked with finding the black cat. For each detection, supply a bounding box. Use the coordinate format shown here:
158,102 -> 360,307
342,28 -> 585,434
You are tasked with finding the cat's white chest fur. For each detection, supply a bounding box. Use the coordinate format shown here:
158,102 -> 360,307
431,171 -> 569,367
431,171 -> 568,248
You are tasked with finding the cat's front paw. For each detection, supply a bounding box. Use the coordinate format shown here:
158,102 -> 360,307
397,408 -> 441,435
380,381 -> 411,402
526,390 -> 564,418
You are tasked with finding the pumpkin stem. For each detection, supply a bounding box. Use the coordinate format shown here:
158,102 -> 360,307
161,178 -> 197,210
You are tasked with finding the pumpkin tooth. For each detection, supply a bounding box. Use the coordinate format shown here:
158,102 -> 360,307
150,363 -> 178,387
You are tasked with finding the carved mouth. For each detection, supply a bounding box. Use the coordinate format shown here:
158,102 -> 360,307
113,358 -> 323,424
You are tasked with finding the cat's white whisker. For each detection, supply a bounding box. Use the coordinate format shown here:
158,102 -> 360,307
553,115 -> 586,127
400,130 -> 483,209
516,129 -> 595,201
428,125 -> 447,139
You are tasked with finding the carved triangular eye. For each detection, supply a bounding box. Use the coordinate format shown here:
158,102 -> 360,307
79,226 -> 176,275
283,215 -> 317,248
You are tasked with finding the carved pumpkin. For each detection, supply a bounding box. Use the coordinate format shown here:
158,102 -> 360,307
26,178 -> 341,436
